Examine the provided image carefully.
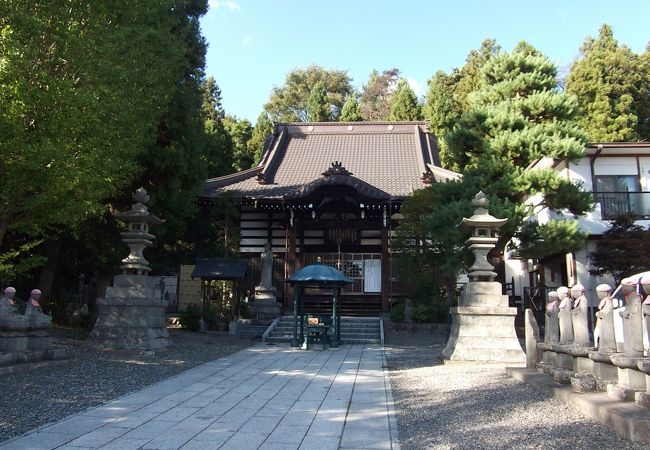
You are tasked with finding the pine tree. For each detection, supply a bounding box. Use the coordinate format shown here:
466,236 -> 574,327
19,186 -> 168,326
340,93 -> 362,121
566,24 -> 650,141
223,116 -> 254,170
443,42 -> 591,254
306,81 -> 331,122
247,112 -> 274,165
389,80 -> 422,121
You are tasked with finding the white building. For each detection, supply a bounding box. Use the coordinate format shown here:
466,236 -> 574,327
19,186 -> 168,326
505,142 -> 650,308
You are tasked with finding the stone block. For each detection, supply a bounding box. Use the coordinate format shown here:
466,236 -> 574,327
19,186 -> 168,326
27,335 -> 52,350
557,353 -> 574,370
551,368 -> 572,385
0,352 -> 17,366
635,392 -> 650,409
47,347 -> 69,360
0,335 -> 28,352
574,356 -> 594,373
593,361 -> 619,382
524,309 -> 540,369
608,383 -> 638,402
618,367 -> 646,390
113,274 -> 160,289
571,373 -> 597,393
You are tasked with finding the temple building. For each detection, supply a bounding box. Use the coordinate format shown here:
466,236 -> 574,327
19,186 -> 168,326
201,121 -> 459,316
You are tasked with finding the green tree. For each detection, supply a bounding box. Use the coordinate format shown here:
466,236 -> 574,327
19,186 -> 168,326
247,112 -> 274,166
264,65 -> 352,122
340,93 -> 362,121
443,42 -> 591,257
589,215 -> 650,285
306,81 -> 331,122
566,24 -> 650,141
389,79 -> 422,121
224,116 -> 254,171
423,71 -> 462,141
359,68 -> 400,121
423,39 -> 500,164
201,76 -> 233,178
0,1 -> 193,284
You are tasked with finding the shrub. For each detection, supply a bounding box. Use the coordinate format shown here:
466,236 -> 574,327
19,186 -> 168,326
390,301 -> 405,323
180,303 -> 202,331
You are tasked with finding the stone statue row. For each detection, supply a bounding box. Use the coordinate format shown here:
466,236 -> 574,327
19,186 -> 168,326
0,287 -> 52,332
0,286 -> 53,359
537,276 -> 650,403
543,278 -> 650,360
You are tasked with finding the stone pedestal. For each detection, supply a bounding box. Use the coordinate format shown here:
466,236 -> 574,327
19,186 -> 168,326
443,282 -> 525,364
0,332 -> 28,352
574,356 -> 594,373
557,352 -> 574,370
249,298 -> 282,321
90,275 -> 169,350
27,332 -> 52,350
593,361 -> 619,382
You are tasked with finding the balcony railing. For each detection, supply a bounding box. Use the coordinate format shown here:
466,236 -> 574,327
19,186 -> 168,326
594,191 -> 650,220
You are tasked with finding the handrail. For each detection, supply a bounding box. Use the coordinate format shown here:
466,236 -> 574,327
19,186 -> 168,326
261,317 -> 280,343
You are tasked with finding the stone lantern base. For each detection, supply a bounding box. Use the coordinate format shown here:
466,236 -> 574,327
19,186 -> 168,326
90,275 -> 169,350
443,281 -> 525,364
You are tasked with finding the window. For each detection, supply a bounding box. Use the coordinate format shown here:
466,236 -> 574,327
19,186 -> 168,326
594,175 -> 649,219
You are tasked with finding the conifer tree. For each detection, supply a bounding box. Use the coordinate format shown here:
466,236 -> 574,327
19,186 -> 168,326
306,81 -> 331,122
566,24 -> 650,141
340,93 -> 362,121
442,42 -> 591,255
389,80 -> 422,121
360,68 -> 400,120
248,112 -> 274,165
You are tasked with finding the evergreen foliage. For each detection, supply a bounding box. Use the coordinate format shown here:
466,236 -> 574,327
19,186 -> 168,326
566,24 -> 650,141
359,68 -> 400,121
389,80 -> 422,121
248,112 -> 274,165
201,77 -> 234,178
589,215 -> 650,285
340,93 -> 362,121
264,65 -> 352,122
306,81 -> 331,122
223,116 -> 254,171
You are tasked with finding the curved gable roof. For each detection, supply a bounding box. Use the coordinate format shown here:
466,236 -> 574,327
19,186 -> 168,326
201,121 -> 458,201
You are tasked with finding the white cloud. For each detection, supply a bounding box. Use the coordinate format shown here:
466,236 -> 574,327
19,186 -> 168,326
208,0 -> 240,11
406,77 -> 422,96
242,35 -> 254,46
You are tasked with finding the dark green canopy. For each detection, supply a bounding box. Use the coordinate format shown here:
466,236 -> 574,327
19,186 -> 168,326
286,263 -> 353,286
285,262 -> 352,348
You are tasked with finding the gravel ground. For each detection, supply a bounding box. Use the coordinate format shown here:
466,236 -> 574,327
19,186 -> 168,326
0,327 -> 252,442
384,328 -> 645,450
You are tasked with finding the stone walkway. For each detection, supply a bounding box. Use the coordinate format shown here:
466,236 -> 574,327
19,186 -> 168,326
0,344 -> 398,450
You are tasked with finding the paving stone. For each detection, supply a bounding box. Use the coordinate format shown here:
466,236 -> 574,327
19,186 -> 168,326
219,431 -> 269,450
65,426 -> 128,448
97,437 -> 150,450
0,431 -> 77,450
265,425 -> 309,445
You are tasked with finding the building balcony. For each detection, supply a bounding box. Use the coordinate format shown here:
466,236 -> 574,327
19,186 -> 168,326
594,191 -> 650,220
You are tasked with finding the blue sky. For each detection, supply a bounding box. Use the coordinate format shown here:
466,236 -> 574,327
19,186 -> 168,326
201,0 -> 649,123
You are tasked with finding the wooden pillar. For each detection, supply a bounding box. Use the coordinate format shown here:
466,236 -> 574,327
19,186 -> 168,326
286,224 -> 297,310
381,225 -> 390,312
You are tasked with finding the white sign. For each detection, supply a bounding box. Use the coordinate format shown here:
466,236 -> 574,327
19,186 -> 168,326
364,259 -> 381,293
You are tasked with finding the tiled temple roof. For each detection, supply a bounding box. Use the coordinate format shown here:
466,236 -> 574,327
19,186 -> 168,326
201,121 -> 459,201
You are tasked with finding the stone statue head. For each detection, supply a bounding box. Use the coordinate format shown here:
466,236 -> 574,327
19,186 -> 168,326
30,289 -> 42,301
596,283 -> 612,300
570,283 -> 585,298
3,287 -> 16,299
547,291 -> 558,311
557,286 -> 569,299
264,241 -> 271,252
621,277 -> 638,296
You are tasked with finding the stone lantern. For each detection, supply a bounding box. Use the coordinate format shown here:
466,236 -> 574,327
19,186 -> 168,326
114,187 -> 164,275
460,191 -> 507,281
90,187 -> 170,350
442,191 -> 525,364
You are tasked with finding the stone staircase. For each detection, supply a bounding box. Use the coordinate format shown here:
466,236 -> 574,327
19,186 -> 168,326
264,315 -> 382,345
